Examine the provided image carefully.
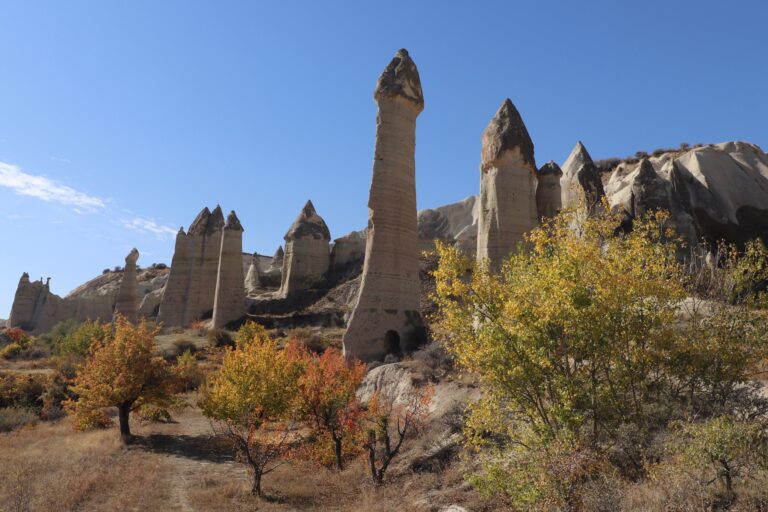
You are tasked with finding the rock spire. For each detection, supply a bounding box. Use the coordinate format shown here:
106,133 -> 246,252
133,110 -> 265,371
476,98 -> 539,271
212,211 -> 246,328
113,248 -> 139,323
536,161 -> 563,220
343,49 -> 427,362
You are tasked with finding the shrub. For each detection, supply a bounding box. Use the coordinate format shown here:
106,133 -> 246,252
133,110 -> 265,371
432,206 -> 768,501
47,320 -> 109,358
207,328 -> 234,348
674,417 -> 768,504
190,320 -> 208,335
174,350 -> 204,392
0,406 -> 39,432
235,321 -> 269,348
137,404 -> 173,423
0,342 -> 23,359
172,339 -> 198,356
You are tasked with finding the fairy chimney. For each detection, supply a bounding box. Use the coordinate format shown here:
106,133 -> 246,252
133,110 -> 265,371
343,49 -> 427,362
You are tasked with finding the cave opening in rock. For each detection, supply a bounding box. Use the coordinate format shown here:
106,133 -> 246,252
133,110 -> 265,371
384,330 -> 401,355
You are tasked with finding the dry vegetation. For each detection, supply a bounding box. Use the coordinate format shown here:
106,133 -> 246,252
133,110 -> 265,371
0,400 -> 491,511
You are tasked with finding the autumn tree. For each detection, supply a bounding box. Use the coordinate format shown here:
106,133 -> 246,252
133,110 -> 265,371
432,206 -> 768,506
294,347 -> 365,470
199,323 -> 303,496
64,316 -> 175,442
361,386 -> 432,485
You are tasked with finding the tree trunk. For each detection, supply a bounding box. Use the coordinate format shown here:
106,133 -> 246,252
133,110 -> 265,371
333,435 -> 343,471
118,403 -> 132,443
251,472 -> 262,497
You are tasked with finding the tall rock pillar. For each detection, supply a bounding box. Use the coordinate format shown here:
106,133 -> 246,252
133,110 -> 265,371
212,211 -> 246,328
114,248 -> 139,323
476,99 -> 538,271
343,48 -> 426,362
536,161 -> 563,220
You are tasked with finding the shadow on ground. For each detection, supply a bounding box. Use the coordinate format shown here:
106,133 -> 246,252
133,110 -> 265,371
135,434 -> 234,464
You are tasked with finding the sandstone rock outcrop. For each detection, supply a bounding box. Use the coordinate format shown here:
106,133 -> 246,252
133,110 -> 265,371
278,201 -> 331,297
560,141 -> 606,214
113,248 -> 139,323
343,49 -> 426,362
476,99 -> 539,270
536,161 -> 563,220
244,255 -> 260,296
418,195 -> 479,254
212,211 -> 246,328
8,274 -> 113,334
330,230 -> 367,269
157,206 -> 225,327
603,142 -> 768,246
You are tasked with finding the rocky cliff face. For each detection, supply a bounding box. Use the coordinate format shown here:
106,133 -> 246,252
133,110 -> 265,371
604,141 -> 768,247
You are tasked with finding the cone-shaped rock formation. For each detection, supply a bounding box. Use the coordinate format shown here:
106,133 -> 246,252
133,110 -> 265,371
158,206 -> 226,327
560,141 -> 606,214
278,201 -> 331,297
476,98 -> 539,271
212,211 -> 246,328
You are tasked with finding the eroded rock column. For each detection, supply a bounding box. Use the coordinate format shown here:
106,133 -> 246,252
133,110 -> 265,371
278,200 -> 331,297
536,161 -> 563,220
113,248 -> 139,323
212,211 -> 246,328
343,48 -> 426,362
476,99 -> 539,271
560,141 -> 606,215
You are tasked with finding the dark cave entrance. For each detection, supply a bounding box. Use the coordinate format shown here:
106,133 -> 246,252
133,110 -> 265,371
384,330 -> 401,355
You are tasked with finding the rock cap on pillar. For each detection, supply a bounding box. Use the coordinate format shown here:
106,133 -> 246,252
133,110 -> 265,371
285,200 -> 331,241
561,141 -> 606,213
538,161 -> 563,176
224,210 -> 243,232
374,49 -> 424,112
481,98 -> 536,171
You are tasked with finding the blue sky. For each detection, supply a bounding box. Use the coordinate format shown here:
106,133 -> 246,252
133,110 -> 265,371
1,0 -> 766,317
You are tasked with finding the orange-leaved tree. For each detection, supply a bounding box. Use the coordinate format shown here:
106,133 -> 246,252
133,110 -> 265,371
199,323 -> 304,496
64,316 -> 175,442
294,347 -> 365,470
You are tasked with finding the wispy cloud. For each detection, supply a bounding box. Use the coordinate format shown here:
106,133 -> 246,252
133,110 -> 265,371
0,162 -> 105,212
122,217 -> 178,238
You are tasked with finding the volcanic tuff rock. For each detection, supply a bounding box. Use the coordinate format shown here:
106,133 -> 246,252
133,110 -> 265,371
278,201 -> 331,297
331,230 -> 367,269
536,161 -> 563,220
8,274 -> 113,334
343,48 -> 426,362
158,206 -> 225,327
244,256 -> 260,296
212,211 -> 246,327
604,142 -> 768,246
560,141 -> 606,214
113,248 -> 139,323
418,195 -> 478,254
476,99 -> 539,270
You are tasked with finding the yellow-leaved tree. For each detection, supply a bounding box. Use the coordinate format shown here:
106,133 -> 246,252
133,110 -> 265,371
64,316 -> 176,443
433,205 -> 768,508
199,321 -> 304,496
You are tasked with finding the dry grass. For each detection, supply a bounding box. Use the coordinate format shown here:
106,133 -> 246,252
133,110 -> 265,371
0,419 -> 172,511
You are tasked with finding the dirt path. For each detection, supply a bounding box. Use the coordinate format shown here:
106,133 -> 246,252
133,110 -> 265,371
129,403 -> 250,512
